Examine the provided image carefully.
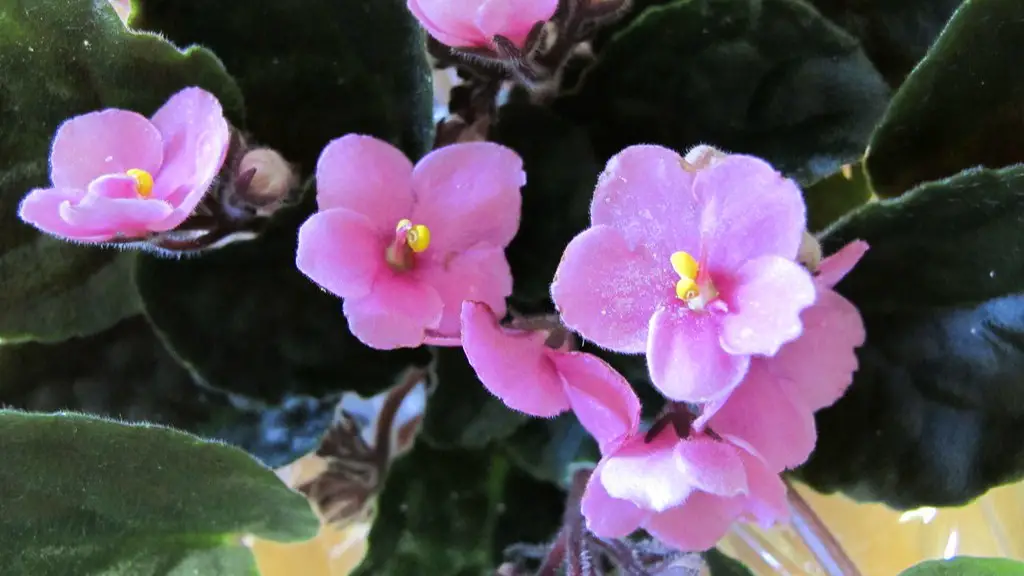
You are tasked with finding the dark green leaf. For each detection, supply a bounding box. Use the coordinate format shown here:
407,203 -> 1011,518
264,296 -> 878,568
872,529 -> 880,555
492,103 -> 597,309
132,0 -> 433,170
353,442 -> 564,575
503,413 -> 599,486
703,548 -> 755,576
805,0 -> 961,87
557,0 -> 890,185
865,0 -> 1024,197
899,557 -> 1024,576
797,165 -> 1024,507
0,0 -> 243,343
0,410 -> 319,575
803,163 -> 874,232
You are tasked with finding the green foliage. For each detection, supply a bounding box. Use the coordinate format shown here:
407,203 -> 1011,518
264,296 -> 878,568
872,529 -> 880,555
0,410 -> 318,575
803,163 -> 874,232
798,164 -> 1024,506
0,0 -> 243,343
557,0 -> 891,185
704,549 -> 756,576
866,0 -> 1024,197
899,557 -> 1024,576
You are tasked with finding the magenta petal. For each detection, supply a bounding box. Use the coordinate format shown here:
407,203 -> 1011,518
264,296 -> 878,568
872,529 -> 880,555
296,209 -> 383,300
816,240 -> 869,288
581,463 -> 650,538
552,225 -> 669,353
460,301 -> 569,417
706,364 -> 816,472
50,109 -> 163,190
315,135 -> 415,232
18,188 -> 93,240
407,0 -> 489,47
645,492 -> 743,552
729,441 -> 790,526
600,432 -> 694,512
674,435 -> 749,497
410,142 -> 524,254
721,255 -> 816,356
476,0 -> 557,47
342,274 -> 443,350
766,288 -> 864,411
416,244 -> 512,338
647,307 -> 750,402
549,352 -> 640,452
59,175 -> 174,237
590,145 -> 701,260
696,155 -> 806,272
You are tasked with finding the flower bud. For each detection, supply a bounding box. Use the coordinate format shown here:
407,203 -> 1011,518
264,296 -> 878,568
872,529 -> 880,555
237,148 -> 298,209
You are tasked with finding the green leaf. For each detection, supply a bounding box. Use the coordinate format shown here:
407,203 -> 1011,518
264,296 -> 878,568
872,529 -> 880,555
803,163 -> 875,232
557,0 -> 891,185
353,442 -> 564,575
805,0 -> 961,87
132,0 -> 434,170
0,410 -> 319,575
865,0 -> 1024,198
899,557 -> 1024,576
797,164 -> 1024,507
502,413 -> 599,486
0,0 -> 243,343
704,548 -> 755,576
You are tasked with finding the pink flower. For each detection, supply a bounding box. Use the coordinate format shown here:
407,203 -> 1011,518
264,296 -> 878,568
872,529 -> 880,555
18,88 -> 230,243
551,145 -> 815,403
407,0 -> 558,48
697,241 -> 868,472
297,136 -> 524,350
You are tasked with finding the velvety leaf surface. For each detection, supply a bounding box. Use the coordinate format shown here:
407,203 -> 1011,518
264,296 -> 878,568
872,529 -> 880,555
798,165 -> 1024,507
803,163 -> 874,232
0,410 -> 319,575
865,0 -> 1024,197
502,413 -> 599,486
899,557 -> 1024,576
704,549 -> 756,576
557,0 -> 891,185
0,0 -> 243,343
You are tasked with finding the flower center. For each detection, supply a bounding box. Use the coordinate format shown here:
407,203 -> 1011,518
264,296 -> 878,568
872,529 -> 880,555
126,168 -> 154,197
385,219 -> 431,271
670,250 -> 717,311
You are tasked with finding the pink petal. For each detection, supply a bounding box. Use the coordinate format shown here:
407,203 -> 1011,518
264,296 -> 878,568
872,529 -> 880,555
148,87 -> 230,228
552,225 -> 669,353
590,145 -> 701,262
600,432 -> 694,512
410,142 -> 524,254
18,187 -> 97,241
315,135 -> 415,232
406,0 -> 489,47
645,492 -> 744,552
342,273 -> 443,350
704,364 -> 816,472
58,175 -> 174,237
476,0 -> 557,47
460,301 -> 569,417
696,155 -> 806,272
296,208 -> 384,300
647,306 -> 749,402
728,440 -> 790,526
816,240 -> 869,288
549,352 -> 640,452
765,288 -> 864,411
50,109 -> 163,190
581,464 -> 650,538
720,255 -> 816,356
416,244 -> 512,338
674,435 -> 749,497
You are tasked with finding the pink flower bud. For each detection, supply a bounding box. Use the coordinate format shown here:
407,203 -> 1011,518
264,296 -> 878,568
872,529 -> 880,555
237,148 -> 297,208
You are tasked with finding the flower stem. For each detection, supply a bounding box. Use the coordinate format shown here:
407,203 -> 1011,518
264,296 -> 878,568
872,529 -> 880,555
784,478 -> 862,576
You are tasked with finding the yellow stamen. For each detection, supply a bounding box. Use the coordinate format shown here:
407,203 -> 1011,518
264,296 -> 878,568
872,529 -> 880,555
670,251 -> 700,302
397,219 -> 431,253
126,168 -> 154,197
675,277 -> 699,301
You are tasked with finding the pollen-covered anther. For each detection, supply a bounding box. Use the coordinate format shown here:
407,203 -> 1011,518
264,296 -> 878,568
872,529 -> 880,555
125,168 -> 154,197
671,251 -> 700,301
397,218 -> 431,253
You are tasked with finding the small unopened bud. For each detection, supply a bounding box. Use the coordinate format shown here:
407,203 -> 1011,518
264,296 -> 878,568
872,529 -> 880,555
681,144 -> 728,172
798,230 -> 822,272
237,148 -> 298,209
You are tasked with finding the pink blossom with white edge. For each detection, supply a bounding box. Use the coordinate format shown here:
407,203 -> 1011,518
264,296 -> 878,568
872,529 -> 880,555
407,0 -> 558,49
551,144 -> 815,404
296,136 -> 523,350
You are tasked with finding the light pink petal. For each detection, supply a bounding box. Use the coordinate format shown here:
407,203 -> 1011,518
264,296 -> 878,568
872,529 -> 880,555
549,352 -> 640,452
705,364 -> 816,472
416,244 -> 512,338
696,155 -> 806,272
645,492 -> 744,552
720,255 -> 816,356
552,225 -> 669,353
57,174 -> 174,237
296,209 -> 384,300
410,142 -> 524,254
600,432 -> 694,512
476,0 -> 557,47
50,109 -> 163,190
581,463 -> 650,538
674,435 -> 749,497
407,0 -> 489,47
460,301 -> 569,417
18,188 -> 96,240
647,307 -> 750,402
342,274 -> 443,350
765,288 -> 864,411
590,145 -> 701,261
149,87 -> 230,227
816,240 -> 869,288
728,441 -> 790,527
315,135 -> 415,231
